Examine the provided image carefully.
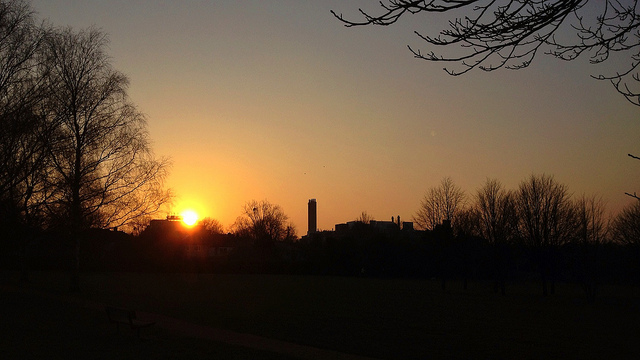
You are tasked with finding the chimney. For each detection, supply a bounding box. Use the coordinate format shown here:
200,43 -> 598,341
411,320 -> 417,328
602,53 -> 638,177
308,199 -> 317,235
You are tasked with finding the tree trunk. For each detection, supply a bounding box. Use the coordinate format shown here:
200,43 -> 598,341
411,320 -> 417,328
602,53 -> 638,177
69,171 -> 82,292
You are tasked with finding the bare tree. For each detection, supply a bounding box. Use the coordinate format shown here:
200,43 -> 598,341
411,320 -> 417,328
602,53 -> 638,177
625,153 -> 640,201
453,206 -> 480,237
41,27 -> 171,230
128,215 -> 152,236
474,178 -> 518,295
611,200 -> 640,246
413,177 -> 466,291
611,200 -> 640,283
573,195 -> 609,246
0,0 -> 51,284
475,178 -> 518,245
356,211 -> 374,224
414,177 -> 466,231
332,1 -> 640,105
232,200 -> 297,244
516,174 -> 574,295
0,0 -> 48,197
571,194 -> 609,301
39,26 -> 172,290
200,217 -> 225,234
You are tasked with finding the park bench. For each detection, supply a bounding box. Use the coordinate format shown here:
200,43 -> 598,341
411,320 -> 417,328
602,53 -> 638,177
105,306 -> 155,338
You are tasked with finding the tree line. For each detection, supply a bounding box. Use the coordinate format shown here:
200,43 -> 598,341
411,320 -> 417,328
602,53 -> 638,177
0,0 -> 171,289
406,174 -> 640,298
6,175 -> 640,302
132,175 -> 640,302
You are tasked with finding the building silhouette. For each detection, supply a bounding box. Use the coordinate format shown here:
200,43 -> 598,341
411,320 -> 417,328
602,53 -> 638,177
308,199 -> 317,235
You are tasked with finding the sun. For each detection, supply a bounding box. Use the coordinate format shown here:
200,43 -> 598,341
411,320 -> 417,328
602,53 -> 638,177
181,210 -> 198,226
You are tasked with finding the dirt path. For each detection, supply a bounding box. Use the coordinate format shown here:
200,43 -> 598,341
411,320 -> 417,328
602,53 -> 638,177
2,283 -> 379,360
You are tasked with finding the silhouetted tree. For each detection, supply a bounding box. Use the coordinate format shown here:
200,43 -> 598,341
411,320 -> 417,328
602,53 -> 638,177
0,0 -> 51,283
571,194 -> 609,301
232,200 -> 297,244
0,1 -> 47,195
356,211 -> 374,224
40,27 -> 171,291
611,200 -> 640,282
454,206 -> 480,236
200,217 -> 225,234
612,200 -> 640,246
475,178 -> 518,295
451,208 -> 482,291
413,177 -> 466,289
0,0 -> 46,202
476,179 -> 518,244
625,154 -> 640,201
128,215 -> 152,236
414,177 -> 466,231
333,1 -> 640,105
516,174 -> 574,296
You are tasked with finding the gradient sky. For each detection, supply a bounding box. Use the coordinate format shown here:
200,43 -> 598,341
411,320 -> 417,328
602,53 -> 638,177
31,0 -> 640,233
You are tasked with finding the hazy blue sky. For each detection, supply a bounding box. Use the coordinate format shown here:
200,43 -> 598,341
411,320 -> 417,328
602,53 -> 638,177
30,0 -> 640,232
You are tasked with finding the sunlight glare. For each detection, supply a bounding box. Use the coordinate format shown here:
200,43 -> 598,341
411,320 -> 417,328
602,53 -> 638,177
181,210 -> 198,226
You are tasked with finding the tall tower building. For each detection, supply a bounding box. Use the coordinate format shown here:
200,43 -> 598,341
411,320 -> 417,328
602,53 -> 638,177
308,199 -> 317,235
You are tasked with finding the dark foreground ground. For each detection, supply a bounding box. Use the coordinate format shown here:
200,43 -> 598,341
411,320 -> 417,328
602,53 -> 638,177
2,271 -> 640,359
1,290 -> 305,360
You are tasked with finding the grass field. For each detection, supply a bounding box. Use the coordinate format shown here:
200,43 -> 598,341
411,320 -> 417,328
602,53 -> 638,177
1,286 -> 297,359
2,271 -> 640,359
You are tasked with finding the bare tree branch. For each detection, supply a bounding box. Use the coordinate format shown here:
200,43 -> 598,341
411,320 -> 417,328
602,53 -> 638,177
626,153 -> 640,201
333,0 -> 640,105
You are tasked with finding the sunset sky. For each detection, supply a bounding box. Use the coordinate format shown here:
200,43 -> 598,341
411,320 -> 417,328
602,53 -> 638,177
31,1 -> 640,233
